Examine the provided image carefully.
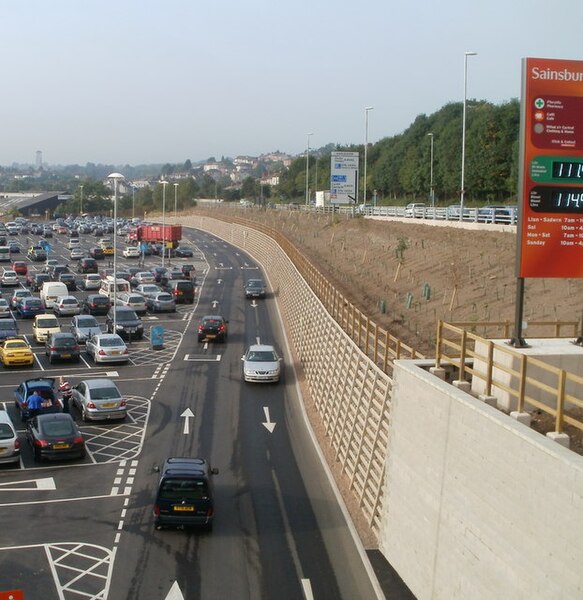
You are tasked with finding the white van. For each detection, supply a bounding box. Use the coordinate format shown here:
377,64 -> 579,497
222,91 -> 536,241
0,246 -> 10,262
40,281 -> 69,308
99,276 -> 130,300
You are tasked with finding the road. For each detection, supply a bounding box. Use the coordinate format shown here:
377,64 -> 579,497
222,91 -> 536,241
0,222 -> 382,599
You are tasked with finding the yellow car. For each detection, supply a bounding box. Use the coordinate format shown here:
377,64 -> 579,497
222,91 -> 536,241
0,337 -> 35,367
102,246 -> 115,256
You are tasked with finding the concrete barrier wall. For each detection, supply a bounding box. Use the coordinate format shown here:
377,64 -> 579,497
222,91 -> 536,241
381,360 -> 583,600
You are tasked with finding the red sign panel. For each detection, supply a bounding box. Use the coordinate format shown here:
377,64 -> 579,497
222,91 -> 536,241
0,591 -> 24,600
518,57 -> 583,278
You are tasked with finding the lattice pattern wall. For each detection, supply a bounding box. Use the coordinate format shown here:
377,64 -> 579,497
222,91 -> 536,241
180,215 -> 393,534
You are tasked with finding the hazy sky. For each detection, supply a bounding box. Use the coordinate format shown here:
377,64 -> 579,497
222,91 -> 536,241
1,0 -> 581,166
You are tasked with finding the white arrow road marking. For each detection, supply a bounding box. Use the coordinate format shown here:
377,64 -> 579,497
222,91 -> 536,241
0,477 -> 56,491
301,579 -> 314,600
251,300 -> 258,308
211,300 -> 219,308
262,406 -> 276,433
217,278 -> 222,284
165,581 -> 185,600
181,408 -> 195,434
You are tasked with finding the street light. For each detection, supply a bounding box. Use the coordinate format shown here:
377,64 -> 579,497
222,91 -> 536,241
427,133 -> 435,215
173,183 -> 179,220
108,172 -> 124,333
363,107 -> 373,207
305,132 -> 313,205
132,185 -> 136,220
460,51 -> 477,221
160,180 -> 168,269
79,184 -> 84,215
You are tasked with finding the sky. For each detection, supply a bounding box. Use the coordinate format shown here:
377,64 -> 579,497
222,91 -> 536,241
1,0 -> 581,167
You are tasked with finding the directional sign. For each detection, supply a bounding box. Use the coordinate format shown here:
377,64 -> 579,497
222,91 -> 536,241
164,582 -> 184,600
330,151 -> 359,205
181,408 -> 194,434
262,406 -> 276,433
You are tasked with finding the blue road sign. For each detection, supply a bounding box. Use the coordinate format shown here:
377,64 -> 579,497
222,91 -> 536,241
150,325 -> 164,350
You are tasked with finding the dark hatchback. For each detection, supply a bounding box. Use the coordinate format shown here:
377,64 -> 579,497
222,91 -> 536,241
197,315 -> 228,343
83,294 -> 111,316
45,332 -> 81,363
14,377 -> 61,421
105,307 -> 144,339
27,272 -> 51,291
154,457 -> 218,530
89,247 -> 105,260
26,413 -> 85,461
77,257 -> 98,274
59,273 -> 77,291
244,279 -> 267,299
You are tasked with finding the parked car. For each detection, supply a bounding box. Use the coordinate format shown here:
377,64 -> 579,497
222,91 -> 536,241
17,297 -> 45,318
130,271 -> 156,287
0,337 -> 35,368
0,410 -> 21,467
8,241 -> 21,254
9,289 -> 33,310
116,292 -> 147,314
32,314 -> 61,344
0,319 -> 19,341
160,269 -> 184,288
0,299 -> 10,318
48,264 -> 69,281
135,283 -> 161,299
1,270 -> 19,287
404,203 -> 427,218
27,272 -> 51,292
244,279 -> 266,299
11,261 -> 27,276
70,247 -> 85,260
85,333 -> 129,364
166,280 -> 195,304
105,307 -> 144,339
197,315 -> 228,343
241,344 -> 282,383
77,257 -> 98,274
122,246 -> 141,258
89,247 -> 105,260
27,246 -> 47,261
82,294 -> 111,316
78,273 -> 102,291
153,457 -> 218,530
53,296 -> 81,317
146,292 -> 176,313
70,315 -> 101,343
26,413 -> 85,461
45,332 -> 81,363
14,377 -> 61,421
58,273 -> 77,291
150,266 -> 168,283
43,259 -> 60,274
70,378 -> 128,422
174,246 -> 194,258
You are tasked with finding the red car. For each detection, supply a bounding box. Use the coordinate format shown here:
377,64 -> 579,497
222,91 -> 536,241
12,261 -> 28,276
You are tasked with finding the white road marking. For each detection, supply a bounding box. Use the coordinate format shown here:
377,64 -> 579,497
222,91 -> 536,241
0,477 -> 56,491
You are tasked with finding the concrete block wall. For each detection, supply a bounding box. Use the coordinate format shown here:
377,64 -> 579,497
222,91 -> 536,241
381,360 -> 583,600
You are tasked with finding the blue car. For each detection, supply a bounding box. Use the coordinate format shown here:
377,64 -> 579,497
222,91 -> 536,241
0,319 -> 19,341
14,377 -> 62,422
17,297 -> 45,318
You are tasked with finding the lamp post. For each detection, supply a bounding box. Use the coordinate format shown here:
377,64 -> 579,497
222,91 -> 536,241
363,106 -> 373,207
427,132 -> 435,215
173,183 -> 178,220
108,172 -> 124,333
305,132 -> 313,205
132,185 -> 136,220
460,51 -> 477,221
160,180 -> 168,269
79,185 -> 84,215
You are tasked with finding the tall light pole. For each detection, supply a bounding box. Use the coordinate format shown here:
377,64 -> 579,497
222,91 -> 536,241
305,132 -> 313,205
363,106 -> 373,206
108,172 -> 124,332
173,183 -> 178,220
460,51 -> 477,221
79,185 -> 84,215
132,185 -> 136,220
160,180 -> 168,269
427,132 -> 435,214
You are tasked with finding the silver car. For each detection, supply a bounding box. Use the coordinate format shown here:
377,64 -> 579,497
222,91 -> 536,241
241,344 -> 282,383
0,410 -> 20,466
135,284 -> 161,299
80,273 -> 102,291
146,291 -> 176,313
86,333 -> 129,364
70,315 -> 101,343
0,299 -> 10,318
53,296 -> 81,317
70,378 -> 127,422
116,292 -> 147,315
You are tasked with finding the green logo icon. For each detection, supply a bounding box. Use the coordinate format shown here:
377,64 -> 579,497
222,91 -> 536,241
534,98 -> 545,109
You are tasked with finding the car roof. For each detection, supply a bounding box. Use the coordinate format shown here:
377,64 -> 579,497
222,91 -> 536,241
94,333 -> 124,341
82,378 -> 119,389
162,457 -> 210,477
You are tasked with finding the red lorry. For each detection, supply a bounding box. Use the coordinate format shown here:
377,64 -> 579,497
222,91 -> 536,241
127,224 -> 182,246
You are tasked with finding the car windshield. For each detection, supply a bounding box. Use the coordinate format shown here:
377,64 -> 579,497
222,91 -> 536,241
43,420 -> 75,437
56,337 -> 76,346
247,350 -> 277,362
159,478 -> 209,501
37,318 -> 58,327
62,299 -> 78,305
157,294 -> 172,301
100,338 -> 124,348
117,310 -> 138,320
90,386 -> 120,400
25,300 -> 43,306
77,318 -> 98,327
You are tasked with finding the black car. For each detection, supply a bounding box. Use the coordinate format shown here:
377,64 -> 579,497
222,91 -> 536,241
82,294 -> 111,316
180,264 -> 195,278
77,257 -> 98,274
27,272 -> 51,292
174,246 -> 194,258
58,273 -> 77,291
106,307 -> 144,339
48,264 -> 69,281
150,266 -> 168,283
45,332 -> 81,363
154,457 -> 218,530
89,247 -> 105,260
244,279 -> 267,299
26,413 -> 85,461
166,280 -> 195,304
197,315 -> 228,343
160,269 -> 184,288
